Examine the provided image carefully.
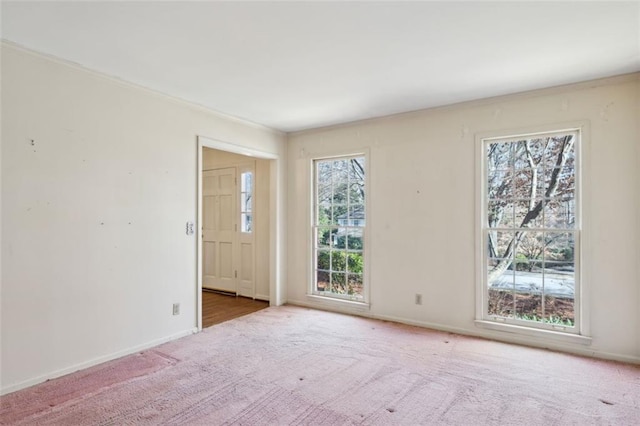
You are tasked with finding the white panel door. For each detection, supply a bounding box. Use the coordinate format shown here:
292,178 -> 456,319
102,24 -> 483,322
202,167 -> 237,293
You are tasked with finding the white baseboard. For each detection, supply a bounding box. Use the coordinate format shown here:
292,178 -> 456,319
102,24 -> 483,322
1,328 -> 198,396
254,293 -> 270,302
371,312 -> 640,365
286,299 -> 640,365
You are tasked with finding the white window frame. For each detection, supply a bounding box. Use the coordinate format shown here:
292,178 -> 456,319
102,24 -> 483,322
309,151 -> 370,306
475,125 -> 591,345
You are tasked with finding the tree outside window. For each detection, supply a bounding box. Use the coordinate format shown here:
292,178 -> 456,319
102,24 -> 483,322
313,156 -> 366,301
484,131 -> 579,329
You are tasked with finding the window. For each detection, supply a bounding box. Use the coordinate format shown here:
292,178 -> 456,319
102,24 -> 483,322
240,171 -> 253,233
313,155 -> 366,301
481,130 -> 580,333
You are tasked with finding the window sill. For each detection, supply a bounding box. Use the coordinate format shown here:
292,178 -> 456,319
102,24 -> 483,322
306,294 -> 370,312
475,320 -> 592,346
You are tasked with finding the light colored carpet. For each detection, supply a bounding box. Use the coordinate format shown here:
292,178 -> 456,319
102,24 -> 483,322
2,306 -> 639,425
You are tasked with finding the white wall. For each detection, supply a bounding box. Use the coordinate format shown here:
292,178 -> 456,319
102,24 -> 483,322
203,148 -> 271,300
0,43 -> 286,393
287,74 -> 640,362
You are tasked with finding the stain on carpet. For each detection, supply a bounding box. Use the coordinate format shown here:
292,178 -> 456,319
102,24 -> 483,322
0,350 -> 178,424
2,306 -> 640,425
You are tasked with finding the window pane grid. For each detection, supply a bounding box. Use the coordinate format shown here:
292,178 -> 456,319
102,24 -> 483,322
484,131 -> 578,331
240,172 -> 253,233
313,156 -> 365,301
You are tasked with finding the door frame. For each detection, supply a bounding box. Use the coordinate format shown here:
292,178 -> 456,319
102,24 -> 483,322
196,136 -> 281,331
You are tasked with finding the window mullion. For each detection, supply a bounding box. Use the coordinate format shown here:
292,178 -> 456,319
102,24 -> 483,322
483,131 -> 579,333
312,155 -> 366,302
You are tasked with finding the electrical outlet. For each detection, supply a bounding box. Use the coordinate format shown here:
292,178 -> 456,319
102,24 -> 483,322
415,294 -> 422,305
172,303 -> 180,315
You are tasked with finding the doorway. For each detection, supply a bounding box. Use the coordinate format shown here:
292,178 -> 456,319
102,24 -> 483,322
202,292 -> 268,328
197,137 -> 279,330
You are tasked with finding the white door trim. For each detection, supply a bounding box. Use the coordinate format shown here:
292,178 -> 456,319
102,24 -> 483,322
196,136 -> 281,331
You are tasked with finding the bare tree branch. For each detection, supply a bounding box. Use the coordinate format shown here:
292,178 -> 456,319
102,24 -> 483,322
487,135 -> 574,285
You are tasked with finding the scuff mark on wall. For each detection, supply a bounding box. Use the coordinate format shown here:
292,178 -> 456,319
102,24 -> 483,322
460,124 -> 469,140
600,102 -> 614,121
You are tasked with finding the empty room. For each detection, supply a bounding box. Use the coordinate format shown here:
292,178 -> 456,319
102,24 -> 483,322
1,1 -> 639,425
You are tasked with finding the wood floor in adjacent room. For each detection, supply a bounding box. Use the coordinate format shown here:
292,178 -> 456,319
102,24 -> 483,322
202,290 -> 269,328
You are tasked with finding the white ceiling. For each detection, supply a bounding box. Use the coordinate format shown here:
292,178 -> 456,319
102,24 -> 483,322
2,1 -> 639,132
